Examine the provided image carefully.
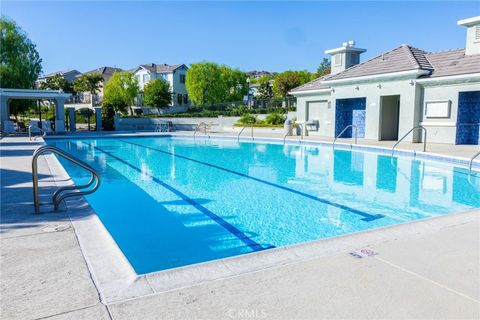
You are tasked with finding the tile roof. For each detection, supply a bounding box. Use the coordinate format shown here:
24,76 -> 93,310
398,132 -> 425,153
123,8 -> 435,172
139,63 -> 184,73
324,45 -> 432,81
41,69 -> 81,78
424,49 -> 480,78
83,66 -> 123,76
290,44 -> 479,93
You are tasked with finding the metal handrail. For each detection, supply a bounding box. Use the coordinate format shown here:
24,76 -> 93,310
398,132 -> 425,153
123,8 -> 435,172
283,123 -> 304,144
28,125 -> 46,141
32,145 -> 101,213
391,125 -> 427,156
237,125 -> 254,141
469,150 -> 480,174
333,125 -> 358,148
193,122 -> 210,138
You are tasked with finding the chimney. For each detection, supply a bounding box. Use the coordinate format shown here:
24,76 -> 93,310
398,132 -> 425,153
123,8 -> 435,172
458,16 -> 480,55
325,40 -> 366,75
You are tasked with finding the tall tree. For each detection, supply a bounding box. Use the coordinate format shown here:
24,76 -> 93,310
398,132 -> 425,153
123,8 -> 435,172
0,18 -> 42,119
143,79 -> 172,112
315,58 -> 331,77
0,17 -> 42,88
272,70 -> 312,97
186,62 -> 248,105
74,73 -> 103,107
102,71 -> 139,114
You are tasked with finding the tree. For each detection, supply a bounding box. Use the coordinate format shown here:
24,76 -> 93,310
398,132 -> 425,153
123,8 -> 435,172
0,17 -> 42,89
186,62 -> 248,105
74,73 -> 103,107
39,74 -> 73,92
102,71 -> 139,114
315,58 -> 331,77
143,79 -> 172,112
256,75 -> 274,100
272,71 -> 312,98
0,18 -> 42,119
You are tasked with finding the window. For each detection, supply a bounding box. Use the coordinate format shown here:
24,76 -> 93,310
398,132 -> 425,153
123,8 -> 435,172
424,100 -> 451,118
142,74 -> 150,82
177,94 -> 183,105
180,74 -> 186,84
183,94 -> 188,104
334,54 -> 342,66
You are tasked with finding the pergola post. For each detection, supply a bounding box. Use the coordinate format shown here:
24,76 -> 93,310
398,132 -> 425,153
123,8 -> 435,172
94,107 -> 102,131
67,107 -> 76,132
0,95 -> 9,131
54,97 -> 67,133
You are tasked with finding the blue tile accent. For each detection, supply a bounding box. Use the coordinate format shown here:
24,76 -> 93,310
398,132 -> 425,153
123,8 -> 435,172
456,91 -> 480,145
335,98 -> 366,138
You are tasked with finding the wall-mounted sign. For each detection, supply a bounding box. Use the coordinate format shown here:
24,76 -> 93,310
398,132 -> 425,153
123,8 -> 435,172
424,100 -> 451,118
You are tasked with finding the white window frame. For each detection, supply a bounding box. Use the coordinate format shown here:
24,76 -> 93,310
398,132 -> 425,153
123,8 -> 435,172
424,100 -> 451,118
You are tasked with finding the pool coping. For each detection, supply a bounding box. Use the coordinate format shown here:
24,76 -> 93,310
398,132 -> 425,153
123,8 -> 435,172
41,134 -> 480,304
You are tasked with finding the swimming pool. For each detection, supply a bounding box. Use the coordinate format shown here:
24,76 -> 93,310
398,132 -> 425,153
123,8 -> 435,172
47,136 -> 480,274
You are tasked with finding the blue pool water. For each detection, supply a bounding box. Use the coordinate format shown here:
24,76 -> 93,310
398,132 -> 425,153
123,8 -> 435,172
47,137 -> 480,274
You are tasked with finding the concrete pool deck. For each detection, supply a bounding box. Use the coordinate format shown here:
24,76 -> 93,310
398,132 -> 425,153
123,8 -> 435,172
1,134 -> 479,319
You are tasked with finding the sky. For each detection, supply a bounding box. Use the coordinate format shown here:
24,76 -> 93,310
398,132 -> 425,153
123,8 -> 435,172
2,1 -> 479,75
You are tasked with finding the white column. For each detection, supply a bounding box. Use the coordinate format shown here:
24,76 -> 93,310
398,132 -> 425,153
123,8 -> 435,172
0,95 -> 9,131
54,97 -> 66,133
67,107 -> 76,132
94,107 -> 102,131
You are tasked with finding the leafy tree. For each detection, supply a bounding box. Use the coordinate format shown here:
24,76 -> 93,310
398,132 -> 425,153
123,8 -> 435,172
272,71 -> 312,97
39,74 -> 73,92
143,79 -> 172,111
74,73 -> 103,106
186,62 -> 248,105
315,58 -> 331,77
102,71 -> 139,114
0,17 -> 42,89
0,18 -> 42,119
256,75 -> 274,99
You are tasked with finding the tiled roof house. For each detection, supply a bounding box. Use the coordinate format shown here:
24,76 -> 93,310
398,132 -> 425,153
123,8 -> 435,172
290,16 -> 480,145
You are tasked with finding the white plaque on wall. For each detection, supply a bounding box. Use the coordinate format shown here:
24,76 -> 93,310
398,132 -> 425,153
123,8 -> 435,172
424,100 -> 451,118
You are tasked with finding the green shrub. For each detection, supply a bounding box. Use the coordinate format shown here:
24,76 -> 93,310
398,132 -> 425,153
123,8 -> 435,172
237,114 -> 257,125
264,113 -> 286,125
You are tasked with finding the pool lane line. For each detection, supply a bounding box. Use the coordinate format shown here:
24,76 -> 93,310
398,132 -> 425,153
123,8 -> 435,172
81,141 -> 269,252
120,139 -> 384,222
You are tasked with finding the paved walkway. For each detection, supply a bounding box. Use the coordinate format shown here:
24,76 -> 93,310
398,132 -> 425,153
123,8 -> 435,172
1,135 -> 479,320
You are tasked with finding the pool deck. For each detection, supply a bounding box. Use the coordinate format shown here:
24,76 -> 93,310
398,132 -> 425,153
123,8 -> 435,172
1,133 -> 479,320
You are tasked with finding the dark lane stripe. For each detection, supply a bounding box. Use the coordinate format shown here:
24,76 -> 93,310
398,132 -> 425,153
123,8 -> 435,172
83,142 -> 268,251
120,139 -> 384,222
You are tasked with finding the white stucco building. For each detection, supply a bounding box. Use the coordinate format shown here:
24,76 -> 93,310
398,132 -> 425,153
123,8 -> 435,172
131,63 -> 189,113
290,16 -> 480,145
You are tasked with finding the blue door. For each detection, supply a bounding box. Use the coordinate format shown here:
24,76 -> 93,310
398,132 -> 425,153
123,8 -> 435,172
456,91 -> 480,145
335,98 -> 366,138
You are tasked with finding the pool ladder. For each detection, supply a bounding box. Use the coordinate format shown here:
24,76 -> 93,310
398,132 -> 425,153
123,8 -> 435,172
283,123 -> 304,144
391,125 -> 427,157
469,150 -> 480,175
32,145 -> 101,213
332,125 -> 358,148
237,125 -> 254,141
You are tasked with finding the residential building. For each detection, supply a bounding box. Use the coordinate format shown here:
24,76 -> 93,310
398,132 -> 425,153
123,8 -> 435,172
36,69 -> 81,86
290,16 -> 480,145
131,63 -> 189,113
75,66 -> 123,106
